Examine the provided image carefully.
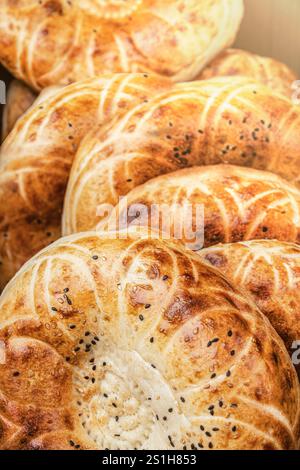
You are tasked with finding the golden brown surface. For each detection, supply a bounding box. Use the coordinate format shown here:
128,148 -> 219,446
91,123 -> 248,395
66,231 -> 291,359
2,74 -> 300,289
0,73 -> 171,290
2,80 -> 37,141
64,77 -> 300,237
0,229 -> 299,450
1,81 -> 61,142
197,49 -> 298,98
100,165 -> 300,248
199,240 -> 300,378
0,0 -> 244,89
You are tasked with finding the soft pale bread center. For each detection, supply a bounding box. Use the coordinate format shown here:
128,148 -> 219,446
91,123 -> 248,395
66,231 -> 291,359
74,349 -> 188,450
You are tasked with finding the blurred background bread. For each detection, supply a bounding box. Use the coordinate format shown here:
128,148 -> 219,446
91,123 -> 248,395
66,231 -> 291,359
0,0 -> 244,89
198,49 -> 297,98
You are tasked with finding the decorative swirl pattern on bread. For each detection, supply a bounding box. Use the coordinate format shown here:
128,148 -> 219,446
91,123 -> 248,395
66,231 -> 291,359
97,165 -> 300,248
0,229 -> 299,450
64,77 -> 300,236
198,49 -> 298,98
0,73 -> 171,289
0,0 -> 244,89
2,74 -> 300,289
199,240 -> 300,378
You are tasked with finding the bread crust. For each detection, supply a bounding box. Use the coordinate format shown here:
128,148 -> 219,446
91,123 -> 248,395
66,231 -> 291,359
198,49 -> 298,98
0,229 -> 299,450
0,0 -> 244,89
0,73 -> 171,289
101,165 -> 300,247
2,80 -> 37,141
2,74 -> 300,289
63,77 -> 300,237
199,240 -> 300,378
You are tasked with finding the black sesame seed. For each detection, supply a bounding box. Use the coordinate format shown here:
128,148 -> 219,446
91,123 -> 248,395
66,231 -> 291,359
145,304 -> 151,309
209,442 -> 213,449
162,275 -> 169,281
226,370 -> 231,377
232,426 -> 237,432
150,337 -> 154,343
228,330 -> 233,337
180,397 -> 185,403
200,425 -> 205,431
64,294 -> 72,305
92,255 -> 99,260
139,315 -> 144,321
13,371 -> 20,377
